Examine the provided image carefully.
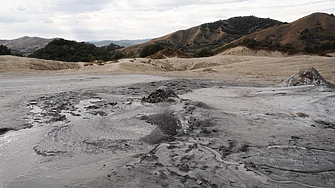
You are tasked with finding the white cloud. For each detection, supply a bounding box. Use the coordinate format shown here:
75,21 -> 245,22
0,0 -> 334,40
15,5 -> 28,12
53,0 -> 113,13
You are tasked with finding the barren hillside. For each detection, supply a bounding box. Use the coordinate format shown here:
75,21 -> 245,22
0,55 -> 80,71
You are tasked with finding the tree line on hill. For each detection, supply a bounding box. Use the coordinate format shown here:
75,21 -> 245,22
0,45 -> 11,55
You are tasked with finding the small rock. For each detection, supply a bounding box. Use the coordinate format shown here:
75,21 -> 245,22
296,112 -> 309,118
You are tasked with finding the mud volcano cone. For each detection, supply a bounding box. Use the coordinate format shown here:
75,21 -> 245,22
142,86 -> 179,103
282,68 -> 334,88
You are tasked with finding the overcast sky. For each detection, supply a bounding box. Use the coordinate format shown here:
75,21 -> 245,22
0,0 -> 334,41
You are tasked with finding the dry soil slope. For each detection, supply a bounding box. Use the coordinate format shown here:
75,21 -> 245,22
124,16 -> 283,55
220,46 -> 287,57
0,36 -> 54,56
0,56 -> 80,71
231,13 -> 335,51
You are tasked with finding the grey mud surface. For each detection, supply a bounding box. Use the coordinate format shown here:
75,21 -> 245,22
1,73 -> 335,188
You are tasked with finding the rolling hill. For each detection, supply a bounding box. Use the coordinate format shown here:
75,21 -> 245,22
226,13 -> 335,54
0,36 -> 54,56
124,16 -> 284,55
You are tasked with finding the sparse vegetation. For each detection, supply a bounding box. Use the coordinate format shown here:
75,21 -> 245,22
0,45 -> 11,55
238,38 -> 298,54
305,42 -> 335,54
213,43 -> 237,54
139,44 -> 164,58
29,38 -> 124,62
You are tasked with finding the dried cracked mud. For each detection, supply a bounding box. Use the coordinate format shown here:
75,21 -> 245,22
1,76 -> 335,188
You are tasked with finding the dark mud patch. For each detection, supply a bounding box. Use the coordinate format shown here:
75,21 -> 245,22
0,128 -> 14,136
142,86 -> 179,103
314,120 -> 335,129
140,128 -> 171,145
140,113 -> 182,144
142,113 -> 182,136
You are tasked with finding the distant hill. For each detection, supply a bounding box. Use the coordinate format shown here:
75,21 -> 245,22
29,38 -> 123,62
0,36 -> 54,56
226,13 -> 335,54
124,16 -> 284,55
89,39 -> 151,47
